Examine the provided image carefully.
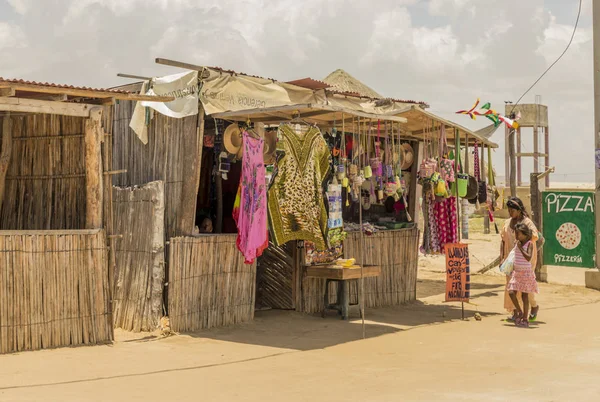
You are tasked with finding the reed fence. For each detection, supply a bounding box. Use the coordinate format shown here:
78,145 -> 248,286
0,114 -> 87,230
112,181 -> 165,332
112,101 -> 196,239
0,230 -> 112,354
168,235 -> 256,332
301,228 -> 419,314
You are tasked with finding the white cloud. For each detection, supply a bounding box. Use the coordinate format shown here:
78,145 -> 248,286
0,0 -> 594,181
429,0 -> 474,17
0,23 -> 26,51
7,0 -> 31,15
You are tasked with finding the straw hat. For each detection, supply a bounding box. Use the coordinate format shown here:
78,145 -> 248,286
400,143 -> 414,170
263,130 -> 278,165
223,123 -> 243,158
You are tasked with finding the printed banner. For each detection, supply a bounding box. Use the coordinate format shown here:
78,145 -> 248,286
199,68 -> 326,115
445,243 -> 470,302
327,184 -> 343,229
542,191 -> 595,268
141,70 -> 199,118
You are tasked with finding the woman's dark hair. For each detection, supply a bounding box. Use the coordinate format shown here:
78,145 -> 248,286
506,197 -> 529,218
514,223 -> 532,239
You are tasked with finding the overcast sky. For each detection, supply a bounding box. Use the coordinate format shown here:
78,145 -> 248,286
0,0 -> 593,183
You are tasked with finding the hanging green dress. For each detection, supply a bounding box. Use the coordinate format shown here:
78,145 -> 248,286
268,124 -> 331,250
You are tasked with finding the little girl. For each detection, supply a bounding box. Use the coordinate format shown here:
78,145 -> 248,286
507,223 -> 539,328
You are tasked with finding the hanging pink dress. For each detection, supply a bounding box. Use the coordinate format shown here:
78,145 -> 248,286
233,130 -> 269,264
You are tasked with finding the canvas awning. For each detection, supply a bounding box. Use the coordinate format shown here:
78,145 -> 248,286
211,103 -> 407,128
394,105 -> 499,148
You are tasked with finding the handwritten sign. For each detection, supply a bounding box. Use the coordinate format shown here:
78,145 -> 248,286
445,243 -> 470,302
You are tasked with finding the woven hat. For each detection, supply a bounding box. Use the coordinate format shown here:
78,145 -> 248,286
223,123 -> 243,158
263,130 -> 278,165
400,143 -> 414,170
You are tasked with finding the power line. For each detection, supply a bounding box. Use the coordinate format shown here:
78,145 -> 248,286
510,0 -> 583,113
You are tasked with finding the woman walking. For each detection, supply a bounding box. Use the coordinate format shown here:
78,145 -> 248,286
500,197 -> 540,321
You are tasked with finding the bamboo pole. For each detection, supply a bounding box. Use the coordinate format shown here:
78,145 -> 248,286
0,113 -> 13,215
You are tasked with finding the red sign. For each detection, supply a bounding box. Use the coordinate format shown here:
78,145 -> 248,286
445,243 -> 470,302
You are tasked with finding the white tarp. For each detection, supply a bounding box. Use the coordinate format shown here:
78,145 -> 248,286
129,81 -> 155,144
141,70 -> 199,118
326,94 -> 414,116
199,68 -> 326,115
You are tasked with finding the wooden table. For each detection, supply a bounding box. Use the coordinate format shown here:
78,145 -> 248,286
305,265 -> 381,320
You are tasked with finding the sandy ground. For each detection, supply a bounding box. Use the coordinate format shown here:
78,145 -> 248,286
1,229 -> 600,401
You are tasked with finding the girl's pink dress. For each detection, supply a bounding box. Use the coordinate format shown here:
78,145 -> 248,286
507,241 -> 539,294
233,131 -> 269,264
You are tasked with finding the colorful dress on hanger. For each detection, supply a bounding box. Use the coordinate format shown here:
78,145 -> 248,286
268,124 -> 331,250
233,130 -> 269,264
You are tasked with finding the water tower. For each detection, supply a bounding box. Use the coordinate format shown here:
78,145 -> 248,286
504,98 -> 550,188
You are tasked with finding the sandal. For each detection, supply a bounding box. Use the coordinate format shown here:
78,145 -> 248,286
529,306 -> 539,322
516,317 -> 529,328
506,310 -> 517,322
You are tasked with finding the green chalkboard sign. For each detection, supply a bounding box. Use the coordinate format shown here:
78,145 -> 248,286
542,191 -> 595,268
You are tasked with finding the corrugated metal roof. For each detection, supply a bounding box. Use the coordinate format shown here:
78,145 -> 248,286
328,88 -> 429,107
285,77 -> 331,90
0,77 -> 133,94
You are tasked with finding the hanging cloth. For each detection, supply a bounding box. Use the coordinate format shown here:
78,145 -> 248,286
233,130 -> 269,264
268,124 -> 331,250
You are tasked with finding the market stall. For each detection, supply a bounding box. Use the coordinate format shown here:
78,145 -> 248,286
0,78 -> 172,352
112,59 -> 498,332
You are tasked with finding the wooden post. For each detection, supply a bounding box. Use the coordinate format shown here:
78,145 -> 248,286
530,172 -> 546,282
482,145 -> 490,234
177,106 -> 205,235
85,108 -> 104,229
516,127 -> 522,186
544,126 -> 550,188
508,128 -> 517,197
504,126 -> 510,190
0,113 -> 13,216
462,135 -> 469,240
455,129 -> 461,242
533,125 -> 539,175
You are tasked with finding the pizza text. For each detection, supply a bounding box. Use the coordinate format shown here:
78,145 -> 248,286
545,193 -> 594,214
554,254 -> 583,264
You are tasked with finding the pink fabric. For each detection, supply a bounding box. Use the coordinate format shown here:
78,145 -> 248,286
428,199 -> 440,253
233,131 -> 269,264
508,241 -> 539,294
435,197 -> 459,253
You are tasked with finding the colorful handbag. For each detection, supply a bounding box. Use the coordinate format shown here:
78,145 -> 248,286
419,158 -> 436,179
439,158 -> 455,183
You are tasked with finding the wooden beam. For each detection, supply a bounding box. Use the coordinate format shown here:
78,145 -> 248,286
0,96 -> 91,117
212,104 -> 407,124
0,113 -> 13,215
155,58 -> 210,78
0,88 -> 16,97
508,128 -> 517,197
85,108 -> 104,229
0,82 -> 173,102
26,93 -> 68,102
177,106 -> 205,235
117,73 -> 151,80
516,153 -> 548,157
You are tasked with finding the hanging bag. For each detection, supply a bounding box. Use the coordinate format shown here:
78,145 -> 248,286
453,139 -> 468,197
500,249 -> 515,276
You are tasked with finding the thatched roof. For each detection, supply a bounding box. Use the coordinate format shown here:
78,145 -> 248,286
323,69 -> 383,99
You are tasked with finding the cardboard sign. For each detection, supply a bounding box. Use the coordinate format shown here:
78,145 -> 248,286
445,243 -> 470,302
